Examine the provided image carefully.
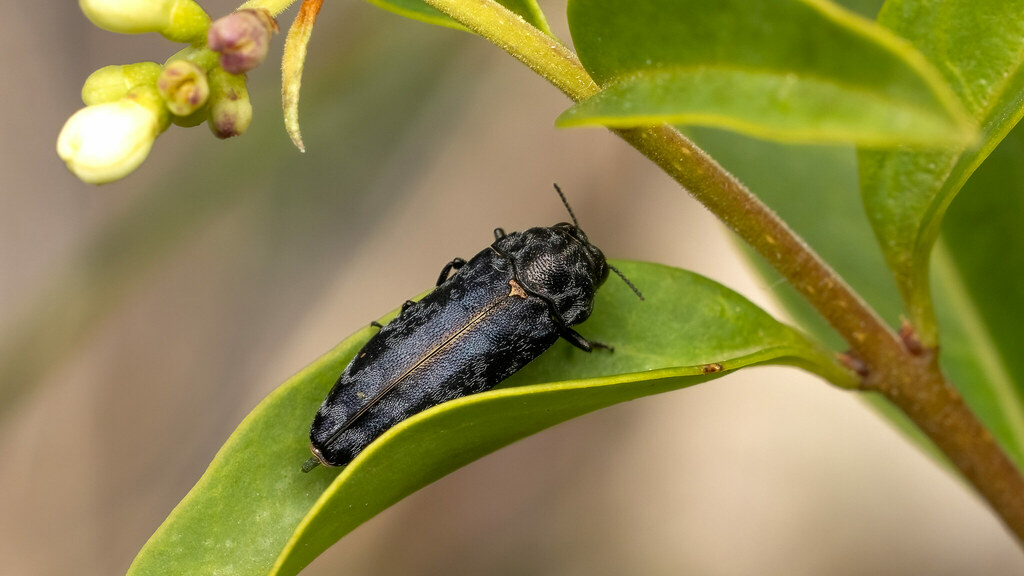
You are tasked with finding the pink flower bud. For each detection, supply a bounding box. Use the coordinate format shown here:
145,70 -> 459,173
207,9 -> 278,75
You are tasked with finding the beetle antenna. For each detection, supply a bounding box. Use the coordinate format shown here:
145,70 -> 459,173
608,264 -> 645,301
551,184 -> 641,300
552,183 -> 580,228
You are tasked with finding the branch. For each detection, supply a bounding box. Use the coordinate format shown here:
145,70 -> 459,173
420,0 -> 1024,544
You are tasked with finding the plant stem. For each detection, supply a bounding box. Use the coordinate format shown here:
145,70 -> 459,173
421,0 -> 1024,544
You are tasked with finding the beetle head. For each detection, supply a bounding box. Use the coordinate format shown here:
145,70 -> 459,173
553,221 -> 609,287
552,184 -> 643,302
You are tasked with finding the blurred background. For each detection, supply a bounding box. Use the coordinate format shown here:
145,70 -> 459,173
2,0 -> 1022,574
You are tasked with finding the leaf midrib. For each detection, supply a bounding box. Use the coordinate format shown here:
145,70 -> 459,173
597,64 -> 963,122
904,17 -> 1024,266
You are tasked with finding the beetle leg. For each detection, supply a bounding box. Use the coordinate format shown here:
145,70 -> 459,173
559,326 -> 613,352
436,257 -> 467,286
493,228 -> 506,240
547,308 -> 614,353
369,320 -> 384,330
401,300 -> 416,314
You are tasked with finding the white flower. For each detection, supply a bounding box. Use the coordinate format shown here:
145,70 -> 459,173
79,0 -> 176,34
57,99 -> 160,184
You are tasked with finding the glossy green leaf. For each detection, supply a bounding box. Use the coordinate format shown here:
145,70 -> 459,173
859,0 -> 1024,340
128,261 -> 848,576
559,0 -> 973,146
364,0 -> 551,35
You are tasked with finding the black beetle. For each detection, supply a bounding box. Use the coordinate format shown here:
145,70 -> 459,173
303,185 -> 640,471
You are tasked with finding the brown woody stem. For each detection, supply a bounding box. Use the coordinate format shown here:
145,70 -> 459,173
422,0 -> 1024,544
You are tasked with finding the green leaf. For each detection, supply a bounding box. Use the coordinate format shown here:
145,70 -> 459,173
932,120 -> 1024,468
841,0 -> 886,17
364,0 -> 551,35
128,261 -> 847,576
858,0 -> 1024,341
559,0 -> 974,146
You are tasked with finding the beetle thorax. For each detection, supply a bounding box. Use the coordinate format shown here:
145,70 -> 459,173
493,225 -> 608,326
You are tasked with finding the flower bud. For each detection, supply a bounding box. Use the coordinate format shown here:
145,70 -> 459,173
81,62 -> 162,106
170,108 -> 209,128
125,85 -> 172,132
57,98 -> 161,184
162,0 -> 211,43
207,9 -> 278,74
158,60 -> 209,116
79,0 -> 176,34
79,0 -> 209,43
206,68 -> 252,139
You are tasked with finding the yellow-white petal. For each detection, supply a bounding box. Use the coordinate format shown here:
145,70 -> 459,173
57,100 -> 160,184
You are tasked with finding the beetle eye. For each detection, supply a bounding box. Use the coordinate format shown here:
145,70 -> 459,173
557,222 -> 590,244
591,245 -> 609,284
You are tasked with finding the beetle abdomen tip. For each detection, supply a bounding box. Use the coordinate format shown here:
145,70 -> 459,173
300,456 -> 321,473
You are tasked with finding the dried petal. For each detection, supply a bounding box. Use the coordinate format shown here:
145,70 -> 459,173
281,0 -> 323,152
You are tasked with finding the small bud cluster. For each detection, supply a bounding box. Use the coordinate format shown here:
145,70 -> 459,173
58,1 -> 278,184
